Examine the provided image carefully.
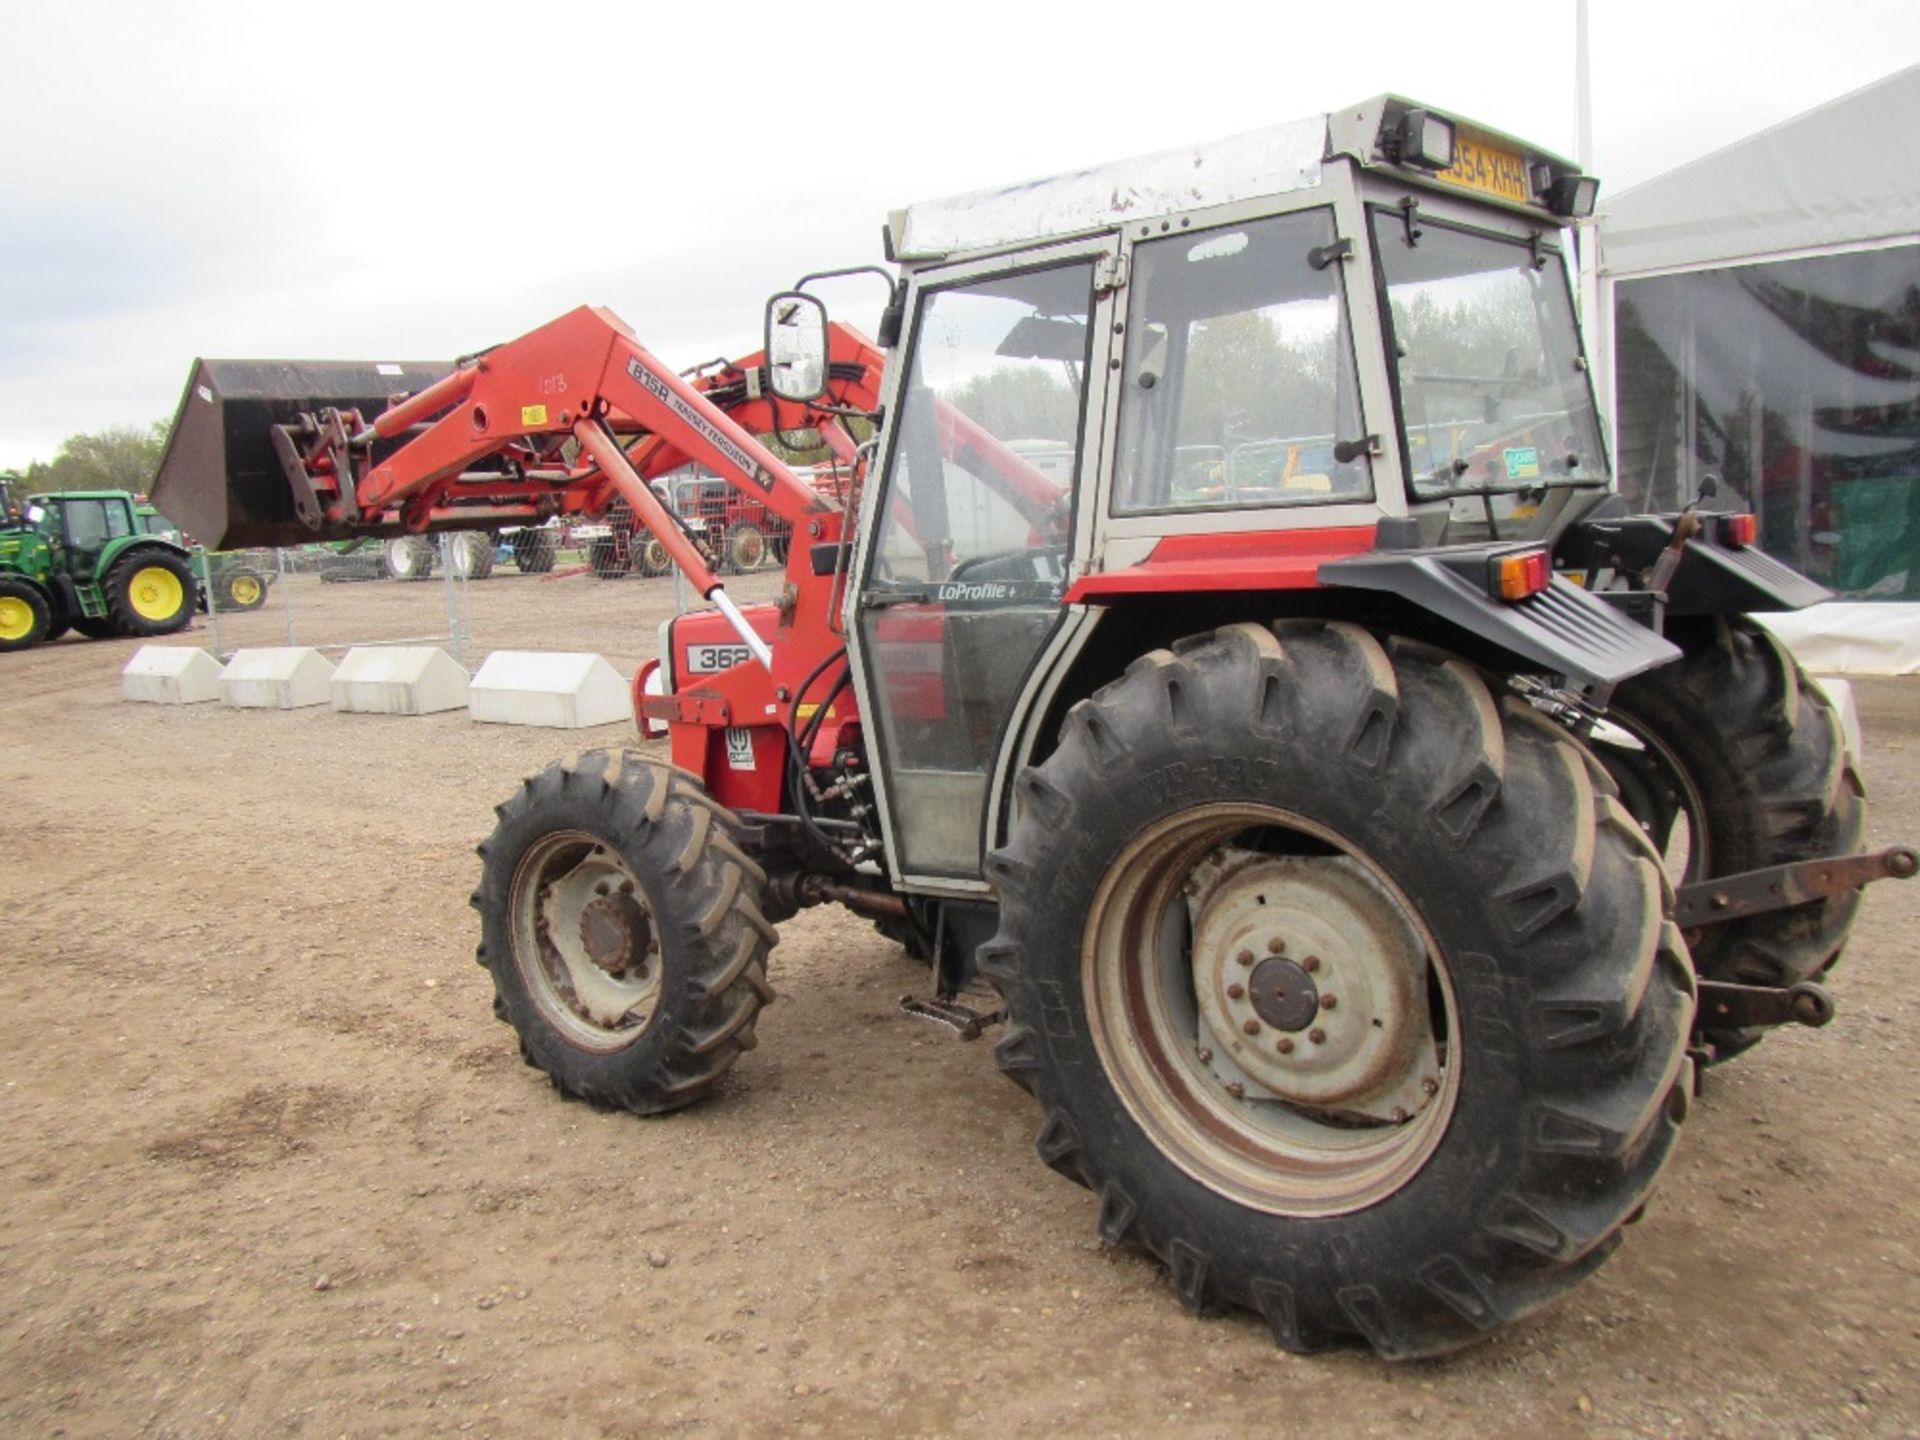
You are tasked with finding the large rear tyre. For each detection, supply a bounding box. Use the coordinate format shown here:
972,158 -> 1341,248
105,549 -> 196,637
983,621 -> 1694,1358
0,578 -> 50,651
1601,615 -> 1866,1059
474,751 -> 777,1114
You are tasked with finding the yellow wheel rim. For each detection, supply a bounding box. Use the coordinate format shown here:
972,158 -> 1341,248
229,574 -> 262,607
0,595 -> 33,641
129,565 -> 186,621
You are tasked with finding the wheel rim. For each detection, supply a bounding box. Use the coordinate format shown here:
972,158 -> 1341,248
644,539 -> 668,572
1599,718 -> 1707,887
128,566 -> 185,620
1083,803 -> 1460,1218
509,830 -> 663,1052
0,595 -> 34,640
229,574 -> 262,607
732,529 -> 764,569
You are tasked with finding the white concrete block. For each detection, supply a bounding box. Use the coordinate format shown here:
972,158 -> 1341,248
1810,675 -> 1864,763
330,646 -> 470,715
469,651 -> 632,729
121,645 -> 224,704
219,647 -> 336,709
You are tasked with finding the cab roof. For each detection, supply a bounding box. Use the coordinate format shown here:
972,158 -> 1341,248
888,95 -> 1583,264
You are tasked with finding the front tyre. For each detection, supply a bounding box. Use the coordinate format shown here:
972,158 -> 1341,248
474,751 -> 777,1114
0,578 -> 51,651
983,622 -> 1695,1358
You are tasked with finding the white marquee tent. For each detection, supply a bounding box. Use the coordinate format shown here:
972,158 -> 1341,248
1595,65 -> 1920,673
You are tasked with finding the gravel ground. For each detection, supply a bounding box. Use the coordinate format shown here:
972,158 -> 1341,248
1,568 -> 1915,1438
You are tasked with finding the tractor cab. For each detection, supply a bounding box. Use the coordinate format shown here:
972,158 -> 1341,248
768,95 -> 1622,894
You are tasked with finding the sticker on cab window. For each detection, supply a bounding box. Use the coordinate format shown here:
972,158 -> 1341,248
1503,447 -> 1541,480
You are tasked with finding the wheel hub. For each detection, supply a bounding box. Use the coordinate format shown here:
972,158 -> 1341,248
579,892 -> 652,978
1190,852 -> 1441,1122
1246,956 -> 1318,1031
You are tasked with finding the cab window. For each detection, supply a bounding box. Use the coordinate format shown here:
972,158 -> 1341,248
1113,209 -> 1368,513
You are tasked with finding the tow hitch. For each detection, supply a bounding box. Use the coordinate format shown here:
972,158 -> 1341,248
1679,845 -> 1916,1048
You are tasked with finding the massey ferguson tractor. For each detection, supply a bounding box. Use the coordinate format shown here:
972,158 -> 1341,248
151,96 -> 1911,1358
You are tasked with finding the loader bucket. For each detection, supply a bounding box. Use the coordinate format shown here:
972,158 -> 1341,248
151,357 -> 452,549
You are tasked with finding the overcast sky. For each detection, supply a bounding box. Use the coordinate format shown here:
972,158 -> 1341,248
3,1 -> 1915,472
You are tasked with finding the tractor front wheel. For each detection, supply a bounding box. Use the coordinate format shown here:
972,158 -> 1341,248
0,578 -> 51,651
725,523 -> 769,574
106,550 -> 196,637
449,531 -> 496,580
475,751 -> 777,1114
219,566 -> 269,611
984,621 -> 1694,1358
634,534 -> 672,578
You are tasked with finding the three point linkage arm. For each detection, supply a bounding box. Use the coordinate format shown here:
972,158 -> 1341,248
274,304 -> 887,663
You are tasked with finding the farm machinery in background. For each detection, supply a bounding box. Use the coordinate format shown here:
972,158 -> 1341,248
571,464 -> 832,579
152,95 -> 1912,1358
0,483 -> 198,650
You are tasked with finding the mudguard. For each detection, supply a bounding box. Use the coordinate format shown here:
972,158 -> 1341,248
1319,542 -> 1681,687
1558,513 -> 1832,615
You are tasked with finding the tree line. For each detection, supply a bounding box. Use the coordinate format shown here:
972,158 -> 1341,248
5,421 -> 171,497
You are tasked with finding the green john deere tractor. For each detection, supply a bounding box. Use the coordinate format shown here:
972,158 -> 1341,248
0,483 -> 198,652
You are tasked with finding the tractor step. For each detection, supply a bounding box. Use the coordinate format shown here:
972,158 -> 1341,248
1674,845 -> 1918,930
899,992 -> 1005,1041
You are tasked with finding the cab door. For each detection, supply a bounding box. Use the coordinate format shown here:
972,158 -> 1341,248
851,239 -> 1117,885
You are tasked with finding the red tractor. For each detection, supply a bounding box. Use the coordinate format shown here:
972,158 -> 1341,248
153,95 -> 1907,1358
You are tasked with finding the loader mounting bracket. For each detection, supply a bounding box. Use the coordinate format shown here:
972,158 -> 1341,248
1674,845 -> 1918,930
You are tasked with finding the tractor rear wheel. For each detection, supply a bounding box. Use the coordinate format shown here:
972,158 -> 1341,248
474,751 -> 777,1114
0,578 -> 50,651
983,621 -> 1694,1358
1601,615 -> 1865,1059
105,550 -> 196,637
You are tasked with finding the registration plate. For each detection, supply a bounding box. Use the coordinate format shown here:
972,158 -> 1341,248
1436,137 -> 1532,205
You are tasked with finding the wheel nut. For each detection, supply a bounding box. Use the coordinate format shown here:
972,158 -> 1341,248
1241,1018 -> 1261,1036
1421,1077 -> 1439,1096
1183,880 -> 1200,897
1236,950 -> 1255,967
595,882 -> 611,897
1225,1082 -> 1246,1099
1302,955 -> 1321,973
1196,1047 -> 1213,1064
1275,1037 -> 1294,1055
1319,994 -> 1337,1011
1308,1027 -> 1326,1044
618,879 -> 635,895
1391,1107 -> 1409,1122
1266,937 -> 1286,954
1226,983 -> 1245,1000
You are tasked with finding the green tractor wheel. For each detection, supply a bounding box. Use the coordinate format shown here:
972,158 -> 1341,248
0,578 -> 51,652
219,567 -> 269,611
106,549 -> 197,638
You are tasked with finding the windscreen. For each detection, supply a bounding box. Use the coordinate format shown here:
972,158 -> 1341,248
1371,211 -> 1607,501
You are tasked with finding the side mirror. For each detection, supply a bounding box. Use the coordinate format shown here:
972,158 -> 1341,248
765,292 -> 829,402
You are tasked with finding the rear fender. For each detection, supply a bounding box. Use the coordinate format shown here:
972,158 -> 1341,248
1318,543 -> 1680,687
1556,511 -> 1831,614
